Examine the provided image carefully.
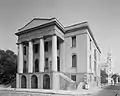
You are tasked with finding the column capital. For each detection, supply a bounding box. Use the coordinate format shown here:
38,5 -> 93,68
16,42 -> 23,45
40,36 -> 44,39
52,34 -> 57,36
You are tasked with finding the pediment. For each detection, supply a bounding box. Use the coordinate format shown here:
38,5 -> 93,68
19,18 -> 52,32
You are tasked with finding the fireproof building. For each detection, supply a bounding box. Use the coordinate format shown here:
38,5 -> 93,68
15,18 -> 101,90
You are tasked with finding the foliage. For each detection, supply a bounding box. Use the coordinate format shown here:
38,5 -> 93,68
0,49 -> 17,85
100,69 -> 108,84
111,73 -> 120,84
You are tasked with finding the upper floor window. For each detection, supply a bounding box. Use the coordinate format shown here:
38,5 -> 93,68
23,61 -> 27,73
72,54 -> 77,67
34,44 -> 39,53
45,42 -> 48,52
94,49 -> 97,60
94,61 -> 96,72
90,39 -> 91,50
89,55 -> 91,70
57,40 -> 60,50
71,75 -> 76,81
45,58 -> 49,70
57,57 -> 60,71
72,36 -> 76,47
23,46 -> 26,55
35,59 -> 39,72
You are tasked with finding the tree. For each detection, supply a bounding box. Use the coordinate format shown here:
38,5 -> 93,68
0,49 -> 17,85
111,73 -> 120,84
100,69 -> 108,84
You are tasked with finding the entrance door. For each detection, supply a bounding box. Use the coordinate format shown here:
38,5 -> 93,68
31,75 -> 38,88
21,75 -> 27,88
43,74 -> 50,89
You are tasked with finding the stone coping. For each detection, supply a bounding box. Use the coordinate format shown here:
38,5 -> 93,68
0,87 -> 101,95
0,88 -> 78,95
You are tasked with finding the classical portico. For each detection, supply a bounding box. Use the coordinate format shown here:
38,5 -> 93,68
15,18 -> 65,89
17,35 -> 61,73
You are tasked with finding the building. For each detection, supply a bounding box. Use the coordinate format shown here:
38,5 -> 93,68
100,52 -> 113,84
15,18 -> 101,90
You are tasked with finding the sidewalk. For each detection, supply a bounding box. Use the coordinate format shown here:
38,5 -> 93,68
74,87 -> 102,95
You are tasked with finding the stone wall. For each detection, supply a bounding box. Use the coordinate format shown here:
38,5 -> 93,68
0,88 -> 79,96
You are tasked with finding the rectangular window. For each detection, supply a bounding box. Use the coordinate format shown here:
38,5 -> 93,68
89,55 -> 91,70
72,36 -> 76,47
94,61 -> 96,72
57,57 -> 60,71
23,61 -> 27,73
23,46 -> 26,55
90,39 -> 91,50
57,40 -> 60,50
45,58 -> 49,70
45,42 -> 48,52
94,77 -> 96,81
71,75 -> 76,81
94,49 -> 97,61
34,44 -> 39,53
72,55 -> 77,67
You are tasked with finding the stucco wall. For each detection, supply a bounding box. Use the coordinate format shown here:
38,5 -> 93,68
64,30 -> 87,73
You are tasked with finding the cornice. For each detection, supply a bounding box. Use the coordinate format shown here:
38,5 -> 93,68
15,18 -> 65,36
65,22 -> 101,53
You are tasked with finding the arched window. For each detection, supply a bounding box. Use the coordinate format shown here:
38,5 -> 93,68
21,75 -> 27,88
31,75 -> 38,88
72,54 -> 77,67
43,74 -> 50,89
34,59 -> 39,72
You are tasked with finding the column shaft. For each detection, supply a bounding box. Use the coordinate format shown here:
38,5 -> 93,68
52,35 -> 59,90
28,41 -> 33,73
52,35 -> 57,71
18,43 -> 23,73
39,38 -> 45,72
16,74 -> 20,88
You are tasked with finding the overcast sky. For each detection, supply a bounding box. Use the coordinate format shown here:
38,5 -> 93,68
0,0 -> 120,73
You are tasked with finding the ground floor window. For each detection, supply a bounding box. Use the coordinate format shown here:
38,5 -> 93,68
71,75 -> 76,81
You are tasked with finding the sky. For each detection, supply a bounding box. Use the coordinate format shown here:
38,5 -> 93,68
0,0 -> 120,73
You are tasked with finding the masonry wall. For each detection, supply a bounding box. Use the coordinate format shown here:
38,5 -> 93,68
64,29 -> 87,73
86,29 -> 101,88
0,88 -> 76,96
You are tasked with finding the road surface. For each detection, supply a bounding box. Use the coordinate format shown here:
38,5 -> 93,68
92,84 -> 120,96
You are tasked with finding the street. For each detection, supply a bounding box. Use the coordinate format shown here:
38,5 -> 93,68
92,84 -> 120,96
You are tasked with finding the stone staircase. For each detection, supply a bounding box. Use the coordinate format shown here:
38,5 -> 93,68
58,73 -> 77,90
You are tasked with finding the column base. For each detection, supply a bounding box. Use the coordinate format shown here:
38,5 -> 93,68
52,72 -> 60,90
16,73 -> 20,88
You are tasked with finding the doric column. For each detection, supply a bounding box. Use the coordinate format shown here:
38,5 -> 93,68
16,74 -> 20,88
18,43 -> 23,73
52,35 -> 59,89
39,38 -> 45,72
28,41 -> 33,73
52,35 -> 57,71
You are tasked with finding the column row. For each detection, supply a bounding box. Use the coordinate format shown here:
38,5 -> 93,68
17,35 -> 58,73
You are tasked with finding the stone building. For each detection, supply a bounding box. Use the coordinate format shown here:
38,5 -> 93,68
15,18 -> 101,90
